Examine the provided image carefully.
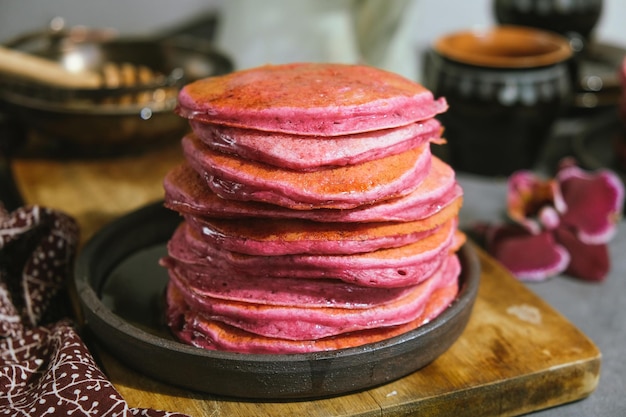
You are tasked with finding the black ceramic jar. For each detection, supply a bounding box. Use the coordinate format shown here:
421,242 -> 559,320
423,25 -> 573,176
494,0 -> 603,52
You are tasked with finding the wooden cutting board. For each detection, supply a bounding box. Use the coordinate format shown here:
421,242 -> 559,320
10,144 -> 601,416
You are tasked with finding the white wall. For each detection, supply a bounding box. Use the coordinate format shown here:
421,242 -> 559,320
0,0 -> 222,42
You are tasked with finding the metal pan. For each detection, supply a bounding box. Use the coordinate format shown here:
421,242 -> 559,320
0,25 -> 233,155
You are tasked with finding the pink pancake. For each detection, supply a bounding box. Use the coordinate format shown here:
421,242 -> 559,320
190,119 -> 442,170
166,258 -> 460,353
161,256 -> 416,308
183,133 -> 432,210
164,157 -> 462,222
183,196 -> 462,256
177,63 -> 448,136
182,135 -> 431,210
167,219 -> 463,288
167,254 -> 459,340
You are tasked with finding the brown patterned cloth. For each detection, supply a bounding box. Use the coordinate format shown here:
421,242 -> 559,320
0,203 -> 188,416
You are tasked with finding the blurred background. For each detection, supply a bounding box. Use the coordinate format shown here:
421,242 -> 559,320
1,0 -> 624,82
1,0 -> 625,174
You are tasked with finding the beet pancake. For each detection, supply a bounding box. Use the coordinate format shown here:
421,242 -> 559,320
190,118 -> 442,170
167,218 -> 464,288
184,196 -> 462,256
183,134 -> 432,210
167,254 -> 459,340
166,257 -> 460,353
164,157 -> 461,223
177,63 -> 448,136
161,256 -> 416,308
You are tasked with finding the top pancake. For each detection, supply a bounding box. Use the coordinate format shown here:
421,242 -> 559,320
177,62 -> 448,136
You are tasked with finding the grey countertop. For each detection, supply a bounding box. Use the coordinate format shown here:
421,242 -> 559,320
458,174 -> 626,416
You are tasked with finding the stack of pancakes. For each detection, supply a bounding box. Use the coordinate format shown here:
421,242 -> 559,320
161,63 -> 465,354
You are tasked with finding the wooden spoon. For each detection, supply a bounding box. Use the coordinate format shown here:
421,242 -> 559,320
0,44 -> 101,89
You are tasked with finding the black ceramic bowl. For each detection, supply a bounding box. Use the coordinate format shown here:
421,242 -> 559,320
494,0 -> 603,48
423,25 -> 573,176
74,201 -> 481,400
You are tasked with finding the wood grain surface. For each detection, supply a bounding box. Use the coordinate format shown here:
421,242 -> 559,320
10,144 -> 601,416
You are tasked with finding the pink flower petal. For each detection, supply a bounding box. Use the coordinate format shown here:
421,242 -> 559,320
554,226 -> 610,282
538,206 -> 560,230
557,164 -> 625,244
485,224 -> 570,281
507,171 -> 562,234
